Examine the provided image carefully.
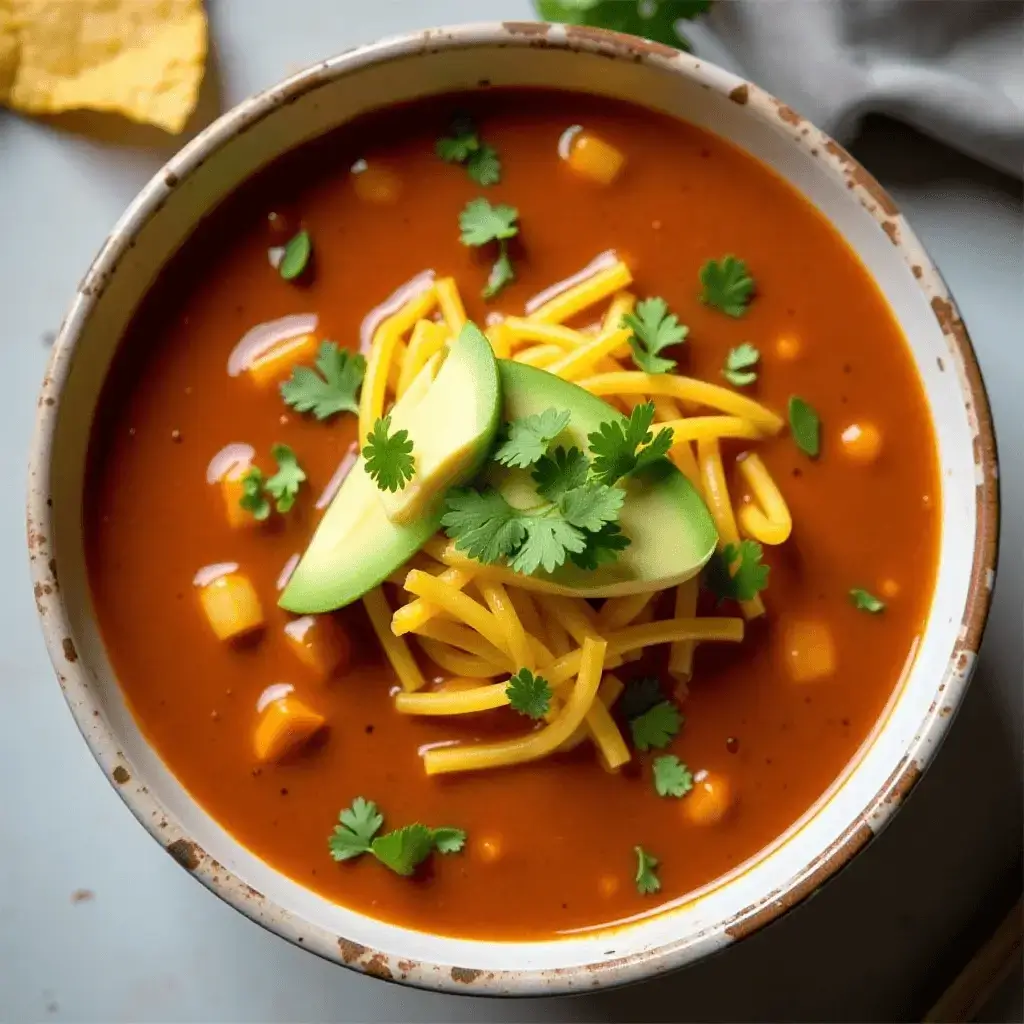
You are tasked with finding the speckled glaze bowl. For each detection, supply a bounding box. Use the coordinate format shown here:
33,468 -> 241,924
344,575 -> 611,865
28,22 -> 998,995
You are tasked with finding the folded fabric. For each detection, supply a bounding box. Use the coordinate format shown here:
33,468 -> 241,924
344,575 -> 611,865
706,0 -> 1023,177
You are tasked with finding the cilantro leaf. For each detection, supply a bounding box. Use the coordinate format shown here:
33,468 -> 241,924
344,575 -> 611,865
279,229 -> 312,281
494,408 -> 571,468
265,444 -> 307,513
788,396 -> 821,458
533,446 -> 590,501
459,198 -> 519,247
437,116 -> 502,186
535,0 -> 711,53
328,797 -> 384,861
511,514 -> 588,575
634,845 -> 661,895
722,343 -> 760,387
506,668 -> 552,719
630,701 -> 683,751
370,824 -> 436,876
588,402 -> 674,485
363,415 -> 416,492
442,489 -> 526,564
653,755 -> 694,798
568,522 -> 631,570
699,256 -> 755,317
559,483 -> 625,532
280,341 -> 365,420
431,827 -> 467,854
483,244 -> 515,300
468,144 -> 502,186
623,297 -> 688,374
619,677 -> 665,721
239,467 -> 271,521
704,540 -> 770,603
436,116 -> 479,164
850,588 -> 886,613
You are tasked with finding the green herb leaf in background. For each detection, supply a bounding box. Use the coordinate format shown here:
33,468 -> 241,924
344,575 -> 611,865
534,0 -> 712,53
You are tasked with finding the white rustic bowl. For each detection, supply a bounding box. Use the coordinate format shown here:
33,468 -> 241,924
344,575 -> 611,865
28,22 -> 998,995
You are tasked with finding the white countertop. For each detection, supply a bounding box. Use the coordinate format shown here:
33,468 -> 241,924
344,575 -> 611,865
1,2 -> 1020,1020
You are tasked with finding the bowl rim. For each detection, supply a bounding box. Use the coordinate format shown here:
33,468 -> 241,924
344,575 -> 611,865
26,20 -> 1000,996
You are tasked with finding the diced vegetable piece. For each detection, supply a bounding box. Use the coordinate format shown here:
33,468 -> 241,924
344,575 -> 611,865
775,335 -> 801,361
683,770 -> 734,826
840,421 -> 883,464
880,578 -> 900,599
475,835 -> 504,864
783,619 -> 837,683
220,467 -> 255,529
352,161 -> 403,205
253,695 -> 326,763
199,572 -> 264,641
598,874 -> 620,898
283,615 -> 351,681
247,333 -> 318,388
567,132 -> 626,185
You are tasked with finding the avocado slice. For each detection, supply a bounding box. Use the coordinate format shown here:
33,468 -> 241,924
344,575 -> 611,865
279,323 -> 501,613
491,361 -> 718,597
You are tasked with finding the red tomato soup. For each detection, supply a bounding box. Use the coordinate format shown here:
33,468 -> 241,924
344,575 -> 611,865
85,91 -> 939,940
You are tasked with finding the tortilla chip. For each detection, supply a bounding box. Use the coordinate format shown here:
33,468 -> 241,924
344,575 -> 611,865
0,0 -> 207,134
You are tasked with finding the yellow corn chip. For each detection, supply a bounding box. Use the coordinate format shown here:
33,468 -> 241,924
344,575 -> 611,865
0,0 -> 207,134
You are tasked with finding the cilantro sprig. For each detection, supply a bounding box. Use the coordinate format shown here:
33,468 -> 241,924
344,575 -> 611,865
459,198 -> 519,300
494,408 -> 571,468
700,256 -> 755,317
443,402 -> 675,577
363,415 -> 416,492
620,677 -> 684,752
634,846 -> 661,895
442,404 -> 643,576
653,755 -> 694,798
239,444 -> 307,520
850,588 -> 886,613
704,539 -> 770,603
328,797 -> 465,876
506,669 -> 552,719
436,115 -> 502,186
622,297 -> 688,374
722,343 -> 760,387
588,401 -> 675,486
280,341 -> 365,421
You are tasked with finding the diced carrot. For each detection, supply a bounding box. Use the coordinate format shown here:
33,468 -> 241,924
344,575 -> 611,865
840,421 -> 883,464
221,467 -> 254,529
254,695 -> 326,763
775,335 -> 802,361
352,162 -> 403,205
683,771 -> 735,826
475,835 -> 504,864
283,615 -> 350,681
783,619 -> 837,683
247,333 -> 317,388
199,572 -> 264,641
567,133 -> 626,185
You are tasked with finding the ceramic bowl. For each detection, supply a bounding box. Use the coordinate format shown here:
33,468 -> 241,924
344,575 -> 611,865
27,22 -> 998,995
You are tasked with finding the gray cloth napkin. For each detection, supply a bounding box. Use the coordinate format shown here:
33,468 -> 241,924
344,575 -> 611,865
703,0 -> 1024,177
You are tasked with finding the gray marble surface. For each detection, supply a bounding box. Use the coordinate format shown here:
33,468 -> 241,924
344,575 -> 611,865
1,2 -> 1020,1021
